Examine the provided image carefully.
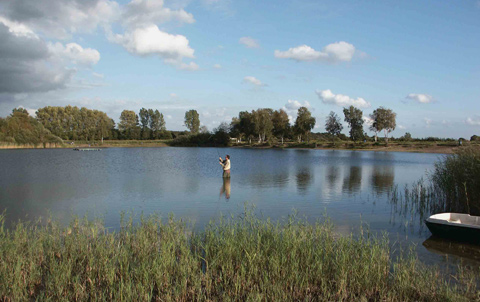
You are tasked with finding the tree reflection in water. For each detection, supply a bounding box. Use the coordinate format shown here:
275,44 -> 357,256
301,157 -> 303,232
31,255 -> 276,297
342,166 -> 362,194
371,165 -> 395,195
326,165 -> 340,191
296,167 -> 313,195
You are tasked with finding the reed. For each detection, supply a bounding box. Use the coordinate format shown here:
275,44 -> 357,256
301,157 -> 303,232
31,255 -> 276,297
431,147 -> 480,215
0,212 -> 478,301
389,147 -> 480,222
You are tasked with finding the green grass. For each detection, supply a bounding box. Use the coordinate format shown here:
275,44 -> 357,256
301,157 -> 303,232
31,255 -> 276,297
0,212 -> 478,301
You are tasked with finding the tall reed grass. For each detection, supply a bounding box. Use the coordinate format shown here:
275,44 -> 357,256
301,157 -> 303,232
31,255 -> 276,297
431,147 -> 480,215
0,211 -> 478,301
389,147 -> 480,223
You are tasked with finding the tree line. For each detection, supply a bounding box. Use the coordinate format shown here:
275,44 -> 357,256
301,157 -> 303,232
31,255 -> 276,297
3,103 -> 477,146
0,108 -> 62,146
118,108 -> 169,140
0,104 -> 400,145
324,106 -> 397,145
0,106 -> 173,144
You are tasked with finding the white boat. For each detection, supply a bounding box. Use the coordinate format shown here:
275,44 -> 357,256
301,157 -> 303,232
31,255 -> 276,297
425,213 -> 480,244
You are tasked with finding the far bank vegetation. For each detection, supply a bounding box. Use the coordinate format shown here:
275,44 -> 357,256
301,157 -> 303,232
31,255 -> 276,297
1,105 -> 477,149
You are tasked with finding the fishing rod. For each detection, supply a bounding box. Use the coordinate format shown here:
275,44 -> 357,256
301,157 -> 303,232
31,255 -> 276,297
208,133 -> 221,158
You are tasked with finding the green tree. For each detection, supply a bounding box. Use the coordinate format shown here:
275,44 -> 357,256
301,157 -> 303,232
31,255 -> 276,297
294,107 -> 316,142
325,111 -> 343,144
238,111 -> 255,144
230,117 -> 241,142
272,109 -> 290,144
0,108 -> 62,146
184,109 -> 200,133
343,106 -> 364,142
36,106 -> 114,142
119,110 -> 140,139
139,108 -> 150,140
213,122 -> 231,146
372,107 -> 396,145
199,125 -> 209,134
252,108 -> 274,143
400,132 -> 412,142
148,109 -> 166,139
369,110 -> 380,142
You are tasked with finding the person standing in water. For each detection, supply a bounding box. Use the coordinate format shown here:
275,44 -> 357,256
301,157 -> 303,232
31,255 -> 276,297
219,155 -> 231,178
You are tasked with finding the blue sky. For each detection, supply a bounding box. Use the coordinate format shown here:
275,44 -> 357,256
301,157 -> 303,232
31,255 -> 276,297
0,0 -> 479,138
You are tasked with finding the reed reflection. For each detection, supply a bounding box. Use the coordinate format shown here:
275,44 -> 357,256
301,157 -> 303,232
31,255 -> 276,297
220,177 -> 231,200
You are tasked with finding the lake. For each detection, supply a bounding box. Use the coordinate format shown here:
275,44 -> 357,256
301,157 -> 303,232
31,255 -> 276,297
1,147 -> 479,268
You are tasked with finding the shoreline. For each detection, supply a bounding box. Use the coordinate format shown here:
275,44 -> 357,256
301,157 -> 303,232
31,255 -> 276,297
1,140 -> 470,154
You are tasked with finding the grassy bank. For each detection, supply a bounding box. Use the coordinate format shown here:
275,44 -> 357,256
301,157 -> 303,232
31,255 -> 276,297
243,140 -> 472,154
1,213 -> 478,301
0,142 -> 65,149
2,138 -> 477,154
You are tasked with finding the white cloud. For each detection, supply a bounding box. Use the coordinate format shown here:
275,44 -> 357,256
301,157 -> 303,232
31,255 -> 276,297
406,93 -> 434,104
48,42 -> 100,67
283,99 -> 311,111
109,24 -> 197,70
177,61 -> 199,71
92,72 -> 104,79
123,0 -> 195,27
0,21 -> 74,94
424,118 -> 433,127
363,115 -> 374,126
398,125 -> 406,130
316,89 -> 371,108
274,41 -> 358,63
170,93 -> 178,98
242,76 -> 265,87
0,0 -> 120,39
16,105 -> 37,117
466,116 -> 480,126
1,0 -> 199,71
239,37 -> 259,48
213,63 -> 222,69
200,0 -> 233,15
0,16 -> 37,38
282,100 -> 312,124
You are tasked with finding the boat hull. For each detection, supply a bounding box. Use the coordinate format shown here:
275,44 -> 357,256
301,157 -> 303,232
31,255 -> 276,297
425,219 -> 480,244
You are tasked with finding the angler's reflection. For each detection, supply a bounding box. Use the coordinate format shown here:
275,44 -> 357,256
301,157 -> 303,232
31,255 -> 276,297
371,165 -> 394,195
342,166 -> 362,194
220,177 -> 231,200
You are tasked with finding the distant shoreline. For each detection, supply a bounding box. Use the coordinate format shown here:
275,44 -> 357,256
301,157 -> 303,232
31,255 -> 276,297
1,140 -> 468,154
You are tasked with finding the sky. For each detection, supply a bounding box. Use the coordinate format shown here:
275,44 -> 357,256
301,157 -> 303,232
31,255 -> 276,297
0,0 -> 479,139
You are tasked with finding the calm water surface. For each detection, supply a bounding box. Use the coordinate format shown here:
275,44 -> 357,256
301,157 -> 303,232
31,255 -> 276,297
1,147 -> 479,269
